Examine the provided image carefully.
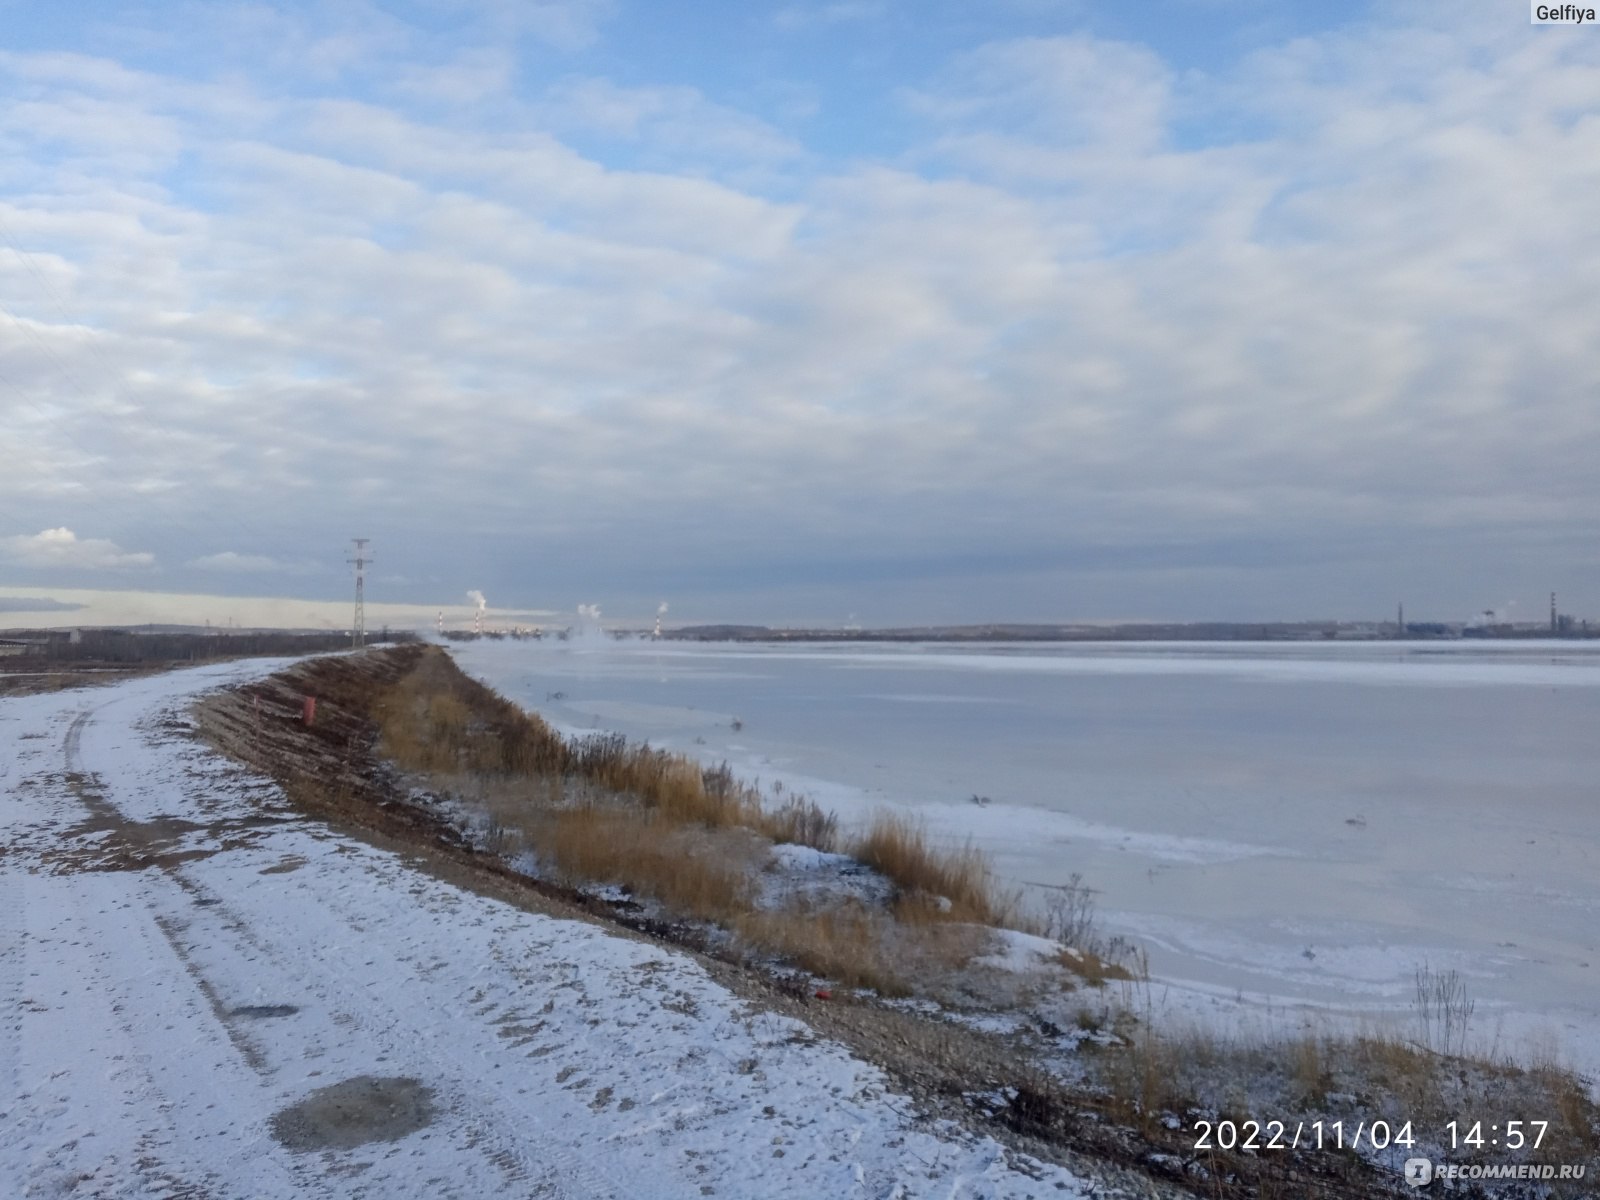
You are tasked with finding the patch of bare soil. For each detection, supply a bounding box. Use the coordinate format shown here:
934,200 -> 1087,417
192,646 -> 1436,1200
270,1076 -> 437,1152
22,709 -> 303,877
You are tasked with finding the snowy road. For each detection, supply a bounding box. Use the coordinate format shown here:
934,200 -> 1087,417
0,659 -> 1090,1199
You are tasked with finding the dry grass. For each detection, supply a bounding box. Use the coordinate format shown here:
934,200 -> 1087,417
735,902 -> 990,998
380,657 -> 1155,1009
539,805 -> 760,921
375,659 -> 568,778
1289,1032 -> 1327,1103
1081,1011 -> 1600,1174
1347,1032 -> 1439,1111
359,648 -> 1062,998
850,811 -> 1017,927
370,653 -> 1146,1004
734,906 -> 909,996
377,655 -> 840,850
370,648 -> 933,974
350,647 -> 1146,1013
1052,945 -> 1135,987
761,793 -> 840,853
1099,1021 -> 1184,1131
1533,1060 -> 1600,1164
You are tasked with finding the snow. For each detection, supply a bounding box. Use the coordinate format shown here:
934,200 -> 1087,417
973,930 -> 1073,975
755,843 -> 895,913
448,637 -> 1600,1088
0,659 -> 1092,1198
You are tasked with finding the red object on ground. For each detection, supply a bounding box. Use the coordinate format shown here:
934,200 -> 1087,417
814,989 -> 832,1001
302,696 -> 316,726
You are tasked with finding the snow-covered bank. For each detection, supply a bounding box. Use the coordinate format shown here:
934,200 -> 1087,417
448,638 -> 1600,1084
0,659 -> 1097,1198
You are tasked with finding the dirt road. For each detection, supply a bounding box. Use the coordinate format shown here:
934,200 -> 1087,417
0,658 -> 1089,1199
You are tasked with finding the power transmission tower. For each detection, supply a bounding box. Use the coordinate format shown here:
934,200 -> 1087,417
348,538 -> 372,648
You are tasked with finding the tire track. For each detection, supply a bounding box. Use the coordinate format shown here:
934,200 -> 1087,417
167,864 -> 630,1200
51,702 -> 291,1199
62,694 -> 627,1199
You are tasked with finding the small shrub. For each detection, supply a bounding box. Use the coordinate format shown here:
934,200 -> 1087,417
1040,873 -> 1098,948
1413,962 -> 1475,1056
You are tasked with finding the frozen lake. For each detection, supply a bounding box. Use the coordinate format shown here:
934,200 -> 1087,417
450,637 -> 1600,1069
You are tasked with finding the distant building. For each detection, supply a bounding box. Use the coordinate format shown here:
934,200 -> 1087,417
0,638 -> 44,658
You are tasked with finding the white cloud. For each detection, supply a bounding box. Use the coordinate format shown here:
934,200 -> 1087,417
539,76 -> 804,166
904,35 -> 1173,152
392,48 -> 516,105
188,551 -> 292,573
773,2 -> 887,31
460,0 -> 617,51
1,528 -> 155,570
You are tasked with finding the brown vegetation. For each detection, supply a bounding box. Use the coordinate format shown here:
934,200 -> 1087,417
851,811 -> 1013,926
540,805 -> 760,920
316,645 -> 1039,999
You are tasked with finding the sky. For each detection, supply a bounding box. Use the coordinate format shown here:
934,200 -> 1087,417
1,0 -> 1597,629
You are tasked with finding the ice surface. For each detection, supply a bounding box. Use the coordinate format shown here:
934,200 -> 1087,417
452,637 -> 1600,1079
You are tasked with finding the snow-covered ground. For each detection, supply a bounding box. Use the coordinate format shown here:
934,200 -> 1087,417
450,637 -> 1600,1084
0,659 -> 1096,1198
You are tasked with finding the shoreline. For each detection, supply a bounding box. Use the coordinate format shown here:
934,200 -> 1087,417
447,635 -> 1600,1089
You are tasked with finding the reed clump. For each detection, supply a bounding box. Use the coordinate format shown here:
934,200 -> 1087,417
762,793 -> 840,852
851,811 -> 1016,927
539,804 -> 759,922
379,652 -> 843,849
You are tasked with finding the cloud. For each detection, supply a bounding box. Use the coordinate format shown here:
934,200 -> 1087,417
188,551 -> 293,573
439,0 -> 617,51
905,35 -> 1173,152
538,77 -> 804,167
0,2 -> 1595,621
0,529 -> 155,570
0,596 -> 84,613
392,48 -> 516,106
773,2 -> 886,31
